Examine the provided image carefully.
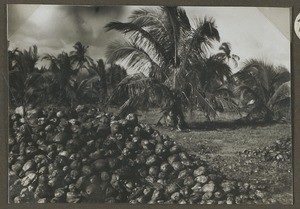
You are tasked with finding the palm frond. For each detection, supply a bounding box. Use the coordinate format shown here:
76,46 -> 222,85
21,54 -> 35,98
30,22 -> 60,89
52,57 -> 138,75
106,39 -> 161,73
194,90 -> 217,118
118,96 -> 143,117
107,73 -> 174,114
231,54 -> 240,68
177,7 -> 191,31
268,81 -> 291,108
180,17 -> 220,76
129,8 -> 164,29
219,42 -> 231,57
105,21 -> 166,60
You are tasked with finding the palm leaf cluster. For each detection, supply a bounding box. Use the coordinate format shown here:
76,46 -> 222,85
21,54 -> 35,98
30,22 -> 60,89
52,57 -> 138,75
214,42 -> 240,68
234,59 -> 291,121
108,73 -> 174,117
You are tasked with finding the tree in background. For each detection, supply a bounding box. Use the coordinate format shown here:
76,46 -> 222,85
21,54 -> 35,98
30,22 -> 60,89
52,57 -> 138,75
234,59 -> 291,122
214,42 -> 240,68
8,45 -> 48,107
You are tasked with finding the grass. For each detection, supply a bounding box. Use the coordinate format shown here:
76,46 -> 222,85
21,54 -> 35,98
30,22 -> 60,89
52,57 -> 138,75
135,108 -> 293,204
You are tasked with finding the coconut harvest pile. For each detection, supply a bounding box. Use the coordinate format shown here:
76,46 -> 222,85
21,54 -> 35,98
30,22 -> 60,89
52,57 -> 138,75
9,105 -> 278,204
238,137 -> 292,163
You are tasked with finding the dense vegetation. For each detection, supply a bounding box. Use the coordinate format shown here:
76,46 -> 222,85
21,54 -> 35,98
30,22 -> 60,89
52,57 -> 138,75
8,6 -> 291,126
9,42 -> 127,107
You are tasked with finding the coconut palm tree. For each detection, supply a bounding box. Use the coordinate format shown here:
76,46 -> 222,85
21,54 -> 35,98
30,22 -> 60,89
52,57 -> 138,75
214,42 -> 240,68
42,52 -> 79,106
105,6 -> 191,84
9,45 -> 47,106
106,64 -> 127,95
105,6 -> 237,126
77,59 -> 108,103
234,59 -> 291,122
70,41 -> 93,71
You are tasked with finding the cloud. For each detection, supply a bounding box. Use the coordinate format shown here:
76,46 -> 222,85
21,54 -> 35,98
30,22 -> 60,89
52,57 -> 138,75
8,5 -> 290,72
8,5 -> 128,59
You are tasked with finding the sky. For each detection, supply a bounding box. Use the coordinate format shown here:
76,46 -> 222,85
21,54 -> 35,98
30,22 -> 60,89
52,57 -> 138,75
7,5 -> 291,73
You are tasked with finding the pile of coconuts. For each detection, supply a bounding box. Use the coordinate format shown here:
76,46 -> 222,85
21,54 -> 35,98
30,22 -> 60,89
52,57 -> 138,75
238,137 -> 292,163
9,105 -> 273,204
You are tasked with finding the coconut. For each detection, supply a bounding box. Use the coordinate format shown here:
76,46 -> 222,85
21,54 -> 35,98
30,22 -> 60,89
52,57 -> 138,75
221,180 -> 237,194
145,176 -> 155,185
70,169 -> 80,180
178,169 -> 192,179
100,171 -> 110,182
178,199 -> 187,204
202,182 -> 216,193
163,140 -> 174,148
155,143 -> 167,155
202,192 -> 213,200
195,175 -> 209,184
22,160 -> 36,172
165,182 -> 180,195
169,145 -> 181,154
171,192 -> 182,202
125,141 -> 137,150
21,172 -> 37,187
160,162 -> 172,173
52,132 -> 70,144
56,111 -> 65,118
135,153 -> 146,165
171,161 -> 184,171
45,124 -> 53,132
105,185 -> 118,197
146,155 -> 159,166
183,176 -> 195,187
66,192 -> 81,203
189,193 -> 202,203
93,159 -> 108,170
150,189 -> 163,203
143,186 -> 153,199
158,172 -> 167,179
34,184 -> 51,199
128,186 -> 144,200
37,198 -> 48,203
55,155 -> 68,168
167,154 -> 179,164
191,182 -> 202,193
11,162 -> 23,174
82,165 -> 93,176
179,186 -> 192,198
214,191 -> 225,200
193,166 -> 207,177
75,176 -> 88,189
141,139 -> 154,150
149,166 -> 160,177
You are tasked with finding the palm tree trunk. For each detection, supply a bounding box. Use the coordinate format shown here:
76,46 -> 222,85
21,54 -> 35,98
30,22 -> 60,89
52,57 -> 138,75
172,67 -> 180,90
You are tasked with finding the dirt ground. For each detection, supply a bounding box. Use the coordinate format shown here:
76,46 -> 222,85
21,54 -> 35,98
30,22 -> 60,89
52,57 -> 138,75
136,109 -> 293,204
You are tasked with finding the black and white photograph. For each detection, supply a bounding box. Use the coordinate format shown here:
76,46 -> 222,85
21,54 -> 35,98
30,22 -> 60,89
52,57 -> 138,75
7,5 -> 292,204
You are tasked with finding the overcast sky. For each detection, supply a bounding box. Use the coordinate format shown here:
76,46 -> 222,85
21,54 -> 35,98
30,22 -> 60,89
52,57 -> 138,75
7,5 -> 290,73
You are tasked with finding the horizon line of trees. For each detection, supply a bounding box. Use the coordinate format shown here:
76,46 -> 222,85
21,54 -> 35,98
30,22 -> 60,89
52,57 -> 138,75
9,42 -> 127,108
